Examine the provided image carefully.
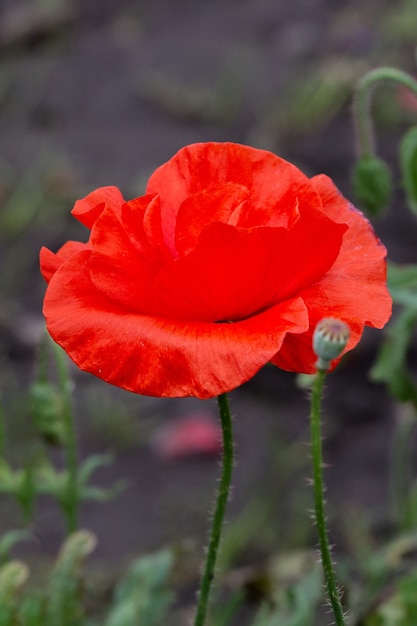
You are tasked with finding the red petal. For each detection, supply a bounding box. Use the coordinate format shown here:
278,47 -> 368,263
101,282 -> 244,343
310,174 -> 391,328
88,206 -> 161,311
71,186 -> 125,229
43,250 -> 309,398
272,176 -> 392,373
152,209 -> 346,322
146,142 -> 319,250
39,241 -> 87,283
175,182 -> 249,256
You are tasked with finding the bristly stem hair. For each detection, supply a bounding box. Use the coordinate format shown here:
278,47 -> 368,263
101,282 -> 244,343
194,393 -> 234,626
310,369 -> 347,626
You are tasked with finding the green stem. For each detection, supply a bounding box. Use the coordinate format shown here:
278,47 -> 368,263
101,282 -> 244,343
51,340 -> 79,534
194,393 -> 234,626
391,404 -> 415,531
354,67 -> 417,158
0,393 -> 5,460
310,370 -> 346,626
37,332 -> 50,384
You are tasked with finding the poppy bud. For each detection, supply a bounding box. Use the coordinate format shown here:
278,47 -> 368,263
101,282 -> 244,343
399,125 -> 417,215
29,382 -> 66,446
313,318 -> 350,372
352,155 -> 392,217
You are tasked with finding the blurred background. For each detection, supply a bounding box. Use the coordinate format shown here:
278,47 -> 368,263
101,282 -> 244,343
0,0 -> 417,622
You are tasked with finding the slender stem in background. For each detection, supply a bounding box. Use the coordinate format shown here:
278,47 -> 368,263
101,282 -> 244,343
353,67 -> 417,158
51,339 -> 79,534
194,393 -> 234,626
37,332 -> 50,384
0,394 -> 4,460
391,404 -> 416,531
310,370 -> 347,626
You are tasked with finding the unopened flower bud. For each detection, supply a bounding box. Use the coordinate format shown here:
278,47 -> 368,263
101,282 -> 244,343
313,318 -> 350,372
352,155 -> 392,217
29,382 -> 66,446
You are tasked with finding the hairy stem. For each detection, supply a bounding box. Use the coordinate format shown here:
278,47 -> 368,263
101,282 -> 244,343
194,393 -> 234,626
353,67 -> 417,158
310,370 -> 346,626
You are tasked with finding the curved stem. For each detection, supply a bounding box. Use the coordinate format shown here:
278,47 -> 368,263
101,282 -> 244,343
353,67 -> 417,158
310,370 -> 346,626
194,393 -> 234,626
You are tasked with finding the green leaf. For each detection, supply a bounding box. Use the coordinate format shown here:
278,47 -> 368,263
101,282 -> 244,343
0,560 -> 29,617
45,530 -> 96,626
0,530 -> 32,565
388,262 -> 417,307
105,548 -> 174,626
78,454 -> 126,502
19,595 -> 46,626
364,566 -> 417,625
80,483 -> 126,502
371,261 -> 417,407
252,552 -> 323,626
364,533 -> 417,579
370,307 -> 417,407
78,453 -> 114,484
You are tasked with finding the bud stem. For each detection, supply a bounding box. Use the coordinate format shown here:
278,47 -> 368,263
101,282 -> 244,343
310,370 -> 347,626
354,67 -> 417,158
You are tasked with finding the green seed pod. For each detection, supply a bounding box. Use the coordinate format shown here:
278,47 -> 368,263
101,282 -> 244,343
352,155 -> 392,217
313,318 -> 350,372
29,382 -> 66,446
399,125 -> 417,215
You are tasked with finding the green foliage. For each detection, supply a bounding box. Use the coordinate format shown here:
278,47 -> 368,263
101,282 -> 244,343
218,498 -> 272,572
104,549 -> 174,626
344,532 -> 417,626
0,535 -> 178,626
352,156 -> 393,217
361,532 -> 417,585
29,382 -> 66,446
251,554 -> 323,626
18,595 -> 45,626
0,560 -> 29,624
370,263 -> 417,408
45,531 -> 96,626
0,335 -> 125,532
211,591 -> 246,626
399,125 -> 417,215
0,460 -> 37,523
363,567 -> 417,626
370,262 -> 417,533
0,531 -> 95,626
382,0 -> 417,44
0,531 -> 31,566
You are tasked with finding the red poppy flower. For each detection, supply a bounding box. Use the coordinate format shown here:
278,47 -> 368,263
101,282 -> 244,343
40,142 -> 391,399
